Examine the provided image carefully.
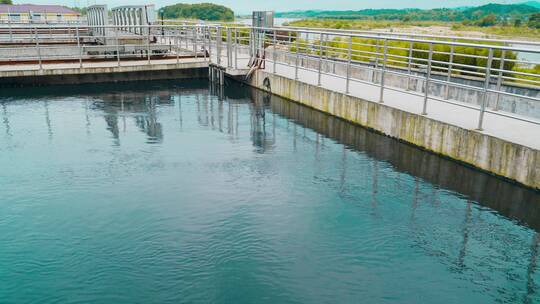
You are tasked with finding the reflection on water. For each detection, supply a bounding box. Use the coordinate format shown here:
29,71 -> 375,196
0,79 -> 539,304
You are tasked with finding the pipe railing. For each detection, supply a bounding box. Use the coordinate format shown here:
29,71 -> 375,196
0,23 -> 539,130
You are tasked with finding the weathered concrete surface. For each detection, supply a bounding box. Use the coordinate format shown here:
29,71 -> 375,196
249,70 -> 540,190
0,59 -> 208,87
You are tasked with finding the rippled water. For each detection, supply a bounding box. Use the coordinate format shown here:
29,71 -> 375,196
1,80 -> 540,303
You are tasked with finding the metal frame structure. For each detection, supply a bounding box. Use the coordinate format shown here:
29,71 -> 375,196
0,23 -> 539,131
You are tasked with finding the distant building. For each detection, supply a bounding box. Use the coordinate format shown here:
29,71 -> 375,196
0,4 -> 81,23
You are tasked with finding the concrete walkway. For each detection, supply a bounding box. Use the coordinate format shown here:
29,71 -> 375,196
260,62 -> 540,150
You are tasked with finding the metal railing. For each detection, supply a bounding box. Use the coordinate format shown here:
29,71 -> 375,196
0,23 -> 539,130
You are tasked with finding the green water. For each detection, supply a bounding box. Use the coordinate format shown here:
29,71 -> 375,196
1,80 -> 539,303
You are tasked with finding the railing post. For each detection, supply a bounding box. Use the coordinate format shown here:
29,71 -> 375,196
273,29 -> 277,74
176,28 -> 180,64
217,26 -> 221,66
115,27 -> 120,67
8,19 -> 12,42
421,43 -> 433,115
406,41 -> 413,90
147,26 -> 151,65
295,32 -> 299,80
345,35 -> 352,94
35,27 -> 42,71
445,43 -> 455,100
318,32 -> 323,86
207,26 -> 212,63
234,28 -> 238,69
226,27 -> 232,68
76,25 -> 82,68
379,39 -> 388,103
494,50 -> 506,111
374,35 -> 380,83
193,27 -> 198,58
477,48 -> 494,131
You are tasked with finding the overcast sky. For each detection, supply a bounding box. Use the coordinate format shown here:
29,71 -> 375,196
16,0 -> 531,14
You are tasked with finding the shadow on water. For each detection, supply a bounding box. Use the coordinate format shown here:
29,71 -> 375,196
219,80 -> 540,232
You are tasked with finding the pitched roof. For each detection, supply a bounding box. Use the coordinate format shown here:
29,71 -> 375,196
0,4 -> 80,15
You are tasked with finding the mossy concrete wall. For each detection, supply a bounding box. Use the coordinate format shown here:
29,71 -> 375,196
249,70 -> 540,190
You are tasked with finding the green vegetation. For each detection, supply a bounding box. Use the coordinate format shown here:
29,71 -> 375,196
70,7 -> 87,16
0,0 -> 13,4
161,3 -> 234,21
290,36 -> 515,79
529,13 -> 540,28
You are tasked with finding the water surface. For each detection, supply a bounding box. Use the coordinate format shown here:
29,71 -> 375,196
1,80 -> 540,303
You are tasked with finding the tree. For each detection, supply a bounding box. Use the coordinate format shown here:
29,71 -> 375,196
0,0 -> 13,4
528,13 -> 540,29
514,18 -> 523,27
161,3 -> 234,21
476,13 -> 497,27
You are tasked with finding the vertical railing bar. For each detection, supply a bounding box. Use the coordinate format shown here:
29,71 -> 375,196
346,35 -> 352,95
115,28 -> 120,67
317,32 -> 323,86
176,28 -> 180,64
406,41 -> 413,91
193,26 -> 199,58
295,31 -> 299,80
229,27 -> 233,68
445,43 -> 455,100
35,27 -> 42,71
421,43 -> 433,115
494,50 -> 506,111
234,28 -> 238,69
217,26 -> 221,66
76,25 -> 82,68
379,39 -> 388,103
273,29 -> 277,74
477,48 -> 494,131
147,25 -> 151,65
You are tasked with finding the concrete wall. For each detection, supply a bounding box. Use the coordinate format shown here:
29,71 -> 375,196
0,63 -> 208,87
249,70 -> 540,190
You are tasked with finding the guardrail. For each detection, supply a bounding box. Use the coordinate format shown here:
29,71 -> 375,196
0,23 -> 539,131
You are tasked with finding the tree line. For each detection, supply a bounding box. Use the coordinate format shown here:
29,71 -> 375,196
161,3 -> 234,21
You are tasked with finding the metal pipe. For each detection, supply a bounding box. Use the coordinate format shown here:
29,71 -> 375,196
273,30 -> 277,74
421,43 -> 434,115
217,26 -> 221,66
295,33 -> 299,80
318,32 -> 323,86
406,41 -> 413,91
346,36 -> 352,94
379,39 -> 388,103
35,27 -> 42,70
444,43 -> 455,100
226,27 -> 231,68
477,48 -> 494,131
76,25 -> 82,68
234,28 -> 238,69
494,50 -> 506,111
115,28 -> 121,67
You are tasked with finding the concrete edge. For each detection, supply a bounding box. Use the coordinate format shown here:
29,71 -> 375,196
248,70 -> 540,190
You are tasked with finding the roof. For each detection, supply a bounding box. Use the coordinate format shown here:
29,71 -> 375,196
0,4 -> 80,15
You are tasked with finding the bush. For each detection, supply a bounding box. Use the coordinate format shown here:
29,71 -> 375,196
528,13 -> 540,29
476,14 -> 497,27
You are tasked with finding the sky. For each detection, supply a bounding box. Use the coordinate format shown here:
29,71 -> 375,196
11,0 -> 533,15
